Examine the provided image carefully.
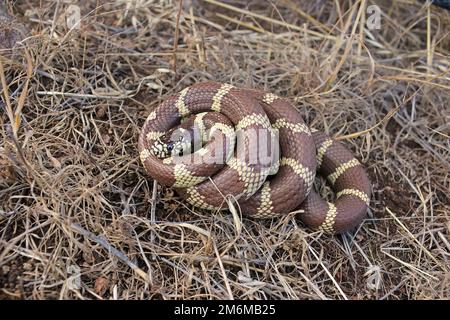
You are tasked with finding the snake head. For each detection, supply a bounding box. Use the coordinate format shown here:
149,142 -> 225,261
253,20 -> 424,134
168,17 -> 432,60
151,128 -> 191,159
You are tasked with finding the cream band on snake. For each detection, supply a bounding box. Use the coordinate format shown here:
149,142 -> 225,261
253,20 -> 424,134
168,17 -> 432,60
211,83 -> 234,112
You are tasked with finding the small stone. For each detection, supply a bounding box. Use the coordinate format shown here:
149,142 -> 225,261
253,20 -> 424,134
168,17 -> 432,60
23,262 -> 32,271
2,265 -> 10,274
94,277 -> 110,296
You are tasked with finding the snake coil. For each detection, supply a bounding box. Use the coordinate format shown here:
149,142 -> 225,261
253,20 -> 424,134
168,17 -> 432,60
138,82 -> 371,234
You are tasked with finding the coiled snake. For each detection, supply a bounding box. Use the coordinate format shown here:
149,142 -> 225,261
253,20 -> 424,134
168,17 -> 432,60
138,82 -> 371,234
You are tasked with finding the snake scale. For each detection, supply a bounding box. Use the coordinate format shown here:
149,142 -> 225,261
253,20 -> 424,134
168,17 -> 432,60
138,82 -> 371,234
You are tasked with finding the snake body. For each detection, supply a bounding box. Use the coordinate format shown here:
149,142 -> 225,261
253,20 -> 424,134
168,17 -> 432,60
138,82 -> 371,234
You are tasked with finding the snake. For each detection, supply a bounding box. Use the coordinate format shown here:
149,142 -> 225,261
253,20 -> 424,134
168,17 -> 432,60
138,82 -> 371,234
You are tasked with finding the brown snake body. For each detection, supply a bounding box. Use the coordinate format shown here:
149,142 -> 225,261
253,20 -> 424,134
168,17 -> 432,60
138,82 -> 371,234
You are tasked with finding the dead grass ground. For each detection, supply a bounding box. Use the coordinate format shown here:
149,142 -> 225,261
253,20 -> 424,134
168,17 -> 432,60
0,0 -> 449,300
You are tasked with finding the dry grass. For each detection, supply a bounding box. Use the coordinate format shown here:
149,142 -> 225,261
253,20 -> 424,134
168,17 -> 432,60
0,0 -> 449,300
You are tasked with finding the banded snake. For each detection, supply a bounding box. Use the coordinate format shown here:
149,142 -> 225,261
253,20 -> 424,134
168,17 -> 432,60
138,82 -> 371,234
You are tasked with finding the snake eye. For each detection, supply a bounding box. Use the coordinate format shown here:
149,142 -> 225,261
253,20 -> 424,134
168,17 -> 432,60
167,144 -> 173,151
